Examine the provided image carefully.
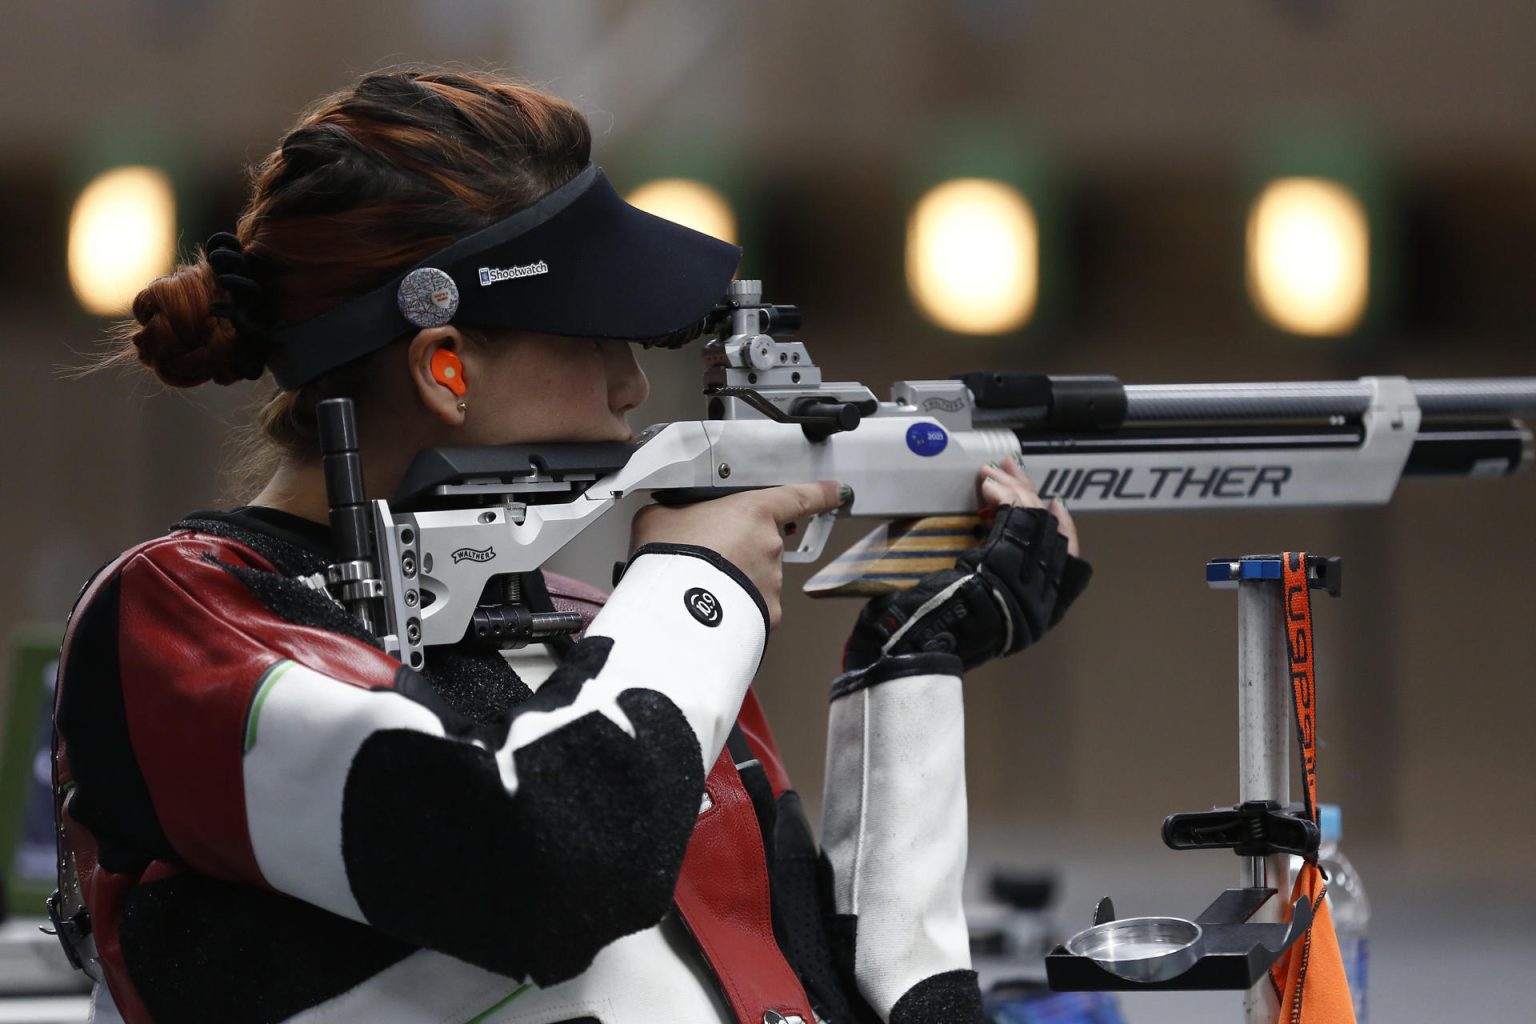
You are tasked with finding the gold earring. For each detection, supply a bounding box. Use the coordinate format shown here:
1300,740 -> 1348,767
457,400 -> 467,413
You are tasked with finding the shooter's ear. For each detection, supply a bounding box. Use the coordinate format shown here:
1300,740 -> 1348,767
408,328 -> 470,426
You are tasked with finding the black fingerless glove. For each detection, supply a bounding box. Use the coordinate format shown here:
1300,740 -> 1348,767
843,506 -> 1092,673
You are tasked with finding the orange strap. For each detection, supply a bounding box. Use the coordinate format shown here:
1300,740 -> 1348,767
1282,551 -> 1319,827
1269,551 -> 1356,1024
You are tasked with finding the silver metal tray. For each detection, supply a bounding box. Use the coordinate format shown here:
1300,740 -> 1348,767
1064,916 -> 1204,983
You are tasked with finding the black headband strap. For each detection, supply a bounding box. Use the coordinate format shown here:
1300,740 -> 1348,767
267,165 -> 603,389
266,161 -> 739,389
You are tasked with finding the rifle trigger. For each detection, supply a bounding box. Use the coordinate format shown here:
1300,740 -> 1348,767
782,509 -> 839,564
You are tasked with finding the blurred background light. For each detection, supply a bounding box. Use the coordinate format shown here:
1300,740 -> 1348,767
1246,176 -> 1371,338
905,177 -> 1039,335
67,165 -> 176,316
625,177 -> 738,244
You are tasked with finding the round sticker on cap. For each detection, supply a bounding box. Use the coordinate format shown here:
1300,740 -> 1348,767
906,422 -> 948,457
398,267 -> 460,328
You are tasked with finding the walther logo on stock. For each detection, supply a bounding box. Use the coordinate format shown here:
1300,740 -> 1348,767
478,261 -> 550,285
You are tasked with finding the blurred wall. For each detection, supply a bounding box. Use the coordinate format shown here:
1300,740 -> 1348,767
1,0 -> 1533,902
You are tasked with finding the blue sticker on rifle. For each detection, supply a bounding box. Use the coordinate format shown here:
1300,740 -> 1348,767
906,422 -> 948,457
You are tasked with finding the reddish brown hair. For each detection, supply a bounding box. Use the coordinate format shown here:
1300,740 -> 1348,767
117,69 -> 591,478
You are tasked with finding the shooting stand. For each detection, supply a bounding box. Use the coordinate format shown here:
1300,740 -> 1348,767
1045,555 -> 1342,1023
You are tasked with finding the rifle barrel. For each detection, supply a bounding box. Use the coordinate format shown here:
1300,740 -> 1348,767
1122,378 -> 1536,422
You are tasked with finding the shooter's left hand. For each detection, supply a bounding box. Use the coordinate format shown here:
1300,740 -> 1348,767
842,458 -> 1091,672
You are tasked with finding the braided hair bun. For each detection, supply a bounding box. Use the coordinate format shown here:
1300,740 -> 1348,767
127,253 -> 265,388
109,68 -> 590,478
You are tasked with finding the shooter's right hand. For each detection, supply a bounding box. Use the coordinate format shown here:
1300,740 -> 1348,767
629,482 -> 847,629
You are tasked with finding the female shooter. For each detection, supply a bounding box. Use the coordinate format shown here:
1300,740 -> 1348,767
53,69 -> 1088,1024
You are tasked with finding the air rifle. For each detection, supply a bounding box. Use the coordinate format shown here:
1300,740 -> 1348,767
317,280 -> 1535,670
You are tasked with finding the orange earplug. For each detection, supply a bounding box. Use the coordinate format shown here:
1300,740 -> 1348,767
430,349 -> 467,396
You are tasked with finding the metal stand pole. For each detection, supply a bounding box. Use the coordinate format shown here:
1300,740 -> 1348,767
1238,577 -> 1290,1024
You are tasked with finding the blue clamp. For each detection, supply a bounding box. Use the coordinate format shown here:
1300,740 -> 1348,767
1206,555 -> 1343,596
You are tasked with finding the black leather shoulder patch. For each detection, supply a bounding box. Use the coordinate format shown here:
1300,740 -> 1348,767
119,873 -> 413,1024
215,558 -> 382,649
888,969 -> 983,1024
340,683 -> 702,985
173,514 -> 330,577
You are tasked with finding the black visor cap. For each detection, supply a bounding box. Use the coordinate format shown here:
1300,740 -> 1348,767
267,165 -> 742,389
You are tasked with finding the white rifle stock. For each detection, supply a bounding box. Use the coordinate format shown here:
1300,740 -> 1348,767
317,280 -> 1535,669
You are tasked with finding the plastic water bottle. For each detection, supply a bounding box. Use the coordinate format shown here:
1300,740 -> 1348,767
1317,804 -> 1370,1022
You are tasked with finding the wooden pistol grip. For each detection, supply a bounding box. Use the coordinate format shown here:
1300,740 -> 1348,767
802,515 -> 986,598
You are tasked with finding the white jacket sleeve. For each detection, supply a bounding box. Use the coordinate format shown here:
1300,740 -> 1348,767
239,543 -> 767,986
820,652 -> 982,1024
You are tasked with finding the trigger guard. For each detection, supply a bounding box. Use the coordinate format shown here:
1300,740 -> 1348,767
783,509 -> 838,563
